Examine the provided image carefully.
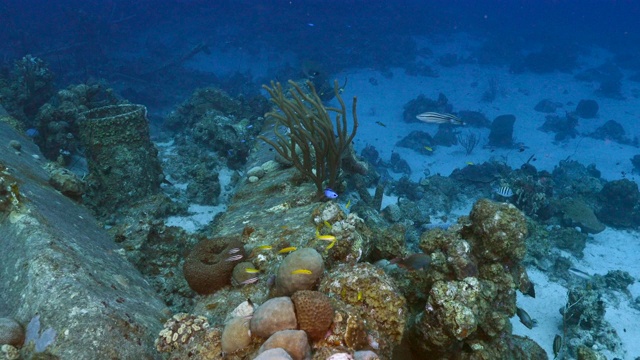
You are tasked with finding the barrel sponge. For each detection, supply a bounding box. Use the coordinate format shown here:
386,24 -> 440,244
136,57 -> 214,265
183,236 -> 246,294
291,290 -> 334,340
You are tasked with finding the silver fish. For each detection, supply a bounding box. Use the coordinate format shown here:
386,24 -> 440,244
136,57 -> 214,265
225,254 -> 243,262
568,267 -> 593,280
494,186 -> 513,198
416,112 -> 465,125
239,277 -> 259,285
516,307 -> 536,329
228,247 -> 241,254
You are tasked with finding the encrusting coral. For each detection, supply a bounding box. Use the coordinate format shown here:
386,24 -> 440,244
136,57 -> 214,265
407,199 -> 542,358
319,262 -> 407,358
155,313 -> 209,353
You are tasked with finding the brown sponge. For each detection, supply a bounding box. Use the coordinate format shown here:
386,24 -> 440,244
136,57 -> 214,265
291,290 -> 334,340
183,236 -> 245,294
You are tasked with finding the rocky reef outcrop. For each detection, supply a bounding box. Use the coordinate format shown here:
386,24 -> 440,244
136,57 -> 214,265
0,119 -> 168,359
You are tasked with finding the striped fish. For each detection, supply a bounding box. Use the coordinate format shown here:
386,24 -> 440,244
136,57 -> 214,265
494,186 -> 513,198
416,112 -> 465,125
553,334 -> 562,359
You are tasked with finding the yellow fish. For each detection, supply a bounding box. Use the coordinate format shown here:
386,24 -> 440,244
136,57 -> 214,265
323,221 -> 332,229
244,268 -> 260,274
255,245 -> 273,251
317,234 -> 336,241
357,291 -> 362,301
325,239 -> 336,250
466,161 -> 474,165
278,246 -> 297,254
424,146 -> 433,152
291,269 -> 312,275
345,199 -> 351,209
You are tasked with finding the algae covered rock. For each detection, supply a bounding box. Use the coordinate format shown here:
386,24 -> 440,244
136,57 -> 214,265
557,197 -> 605,234
596,179 -> 640,228
275,248 -> 324,296
407,198 -> 538,358
251,297 -> 298,339
465,198 -> 527,262
414,278 -> 481,351
319,263 -> 406,358
0,317 -> 24,347
221,316 -> 252,354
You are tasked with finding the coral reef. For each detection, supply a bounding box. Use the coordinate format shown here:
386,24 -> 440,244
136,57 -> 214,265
405,199 -> 537,358
35,82 -> 120,163
163,87 -> 268,169
0,55 -> 55,123
596,179 -> 640,228
319,263 -> 407,358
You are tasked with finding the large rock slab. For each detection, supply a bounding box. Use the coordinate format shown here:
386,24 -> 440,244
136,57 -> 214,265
0,120 -> 168,359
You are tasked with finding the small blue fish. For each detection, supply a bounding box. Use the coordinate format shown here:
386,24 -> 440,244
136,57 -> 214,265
324,188 -> 338,199
26,128 -> 39,137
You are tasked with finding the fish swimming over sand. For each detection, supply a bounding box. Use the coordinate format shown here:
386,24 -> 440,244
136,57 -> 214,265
553,334 -> 562,359
416,112 -> 465,126
516,307 -> 537,329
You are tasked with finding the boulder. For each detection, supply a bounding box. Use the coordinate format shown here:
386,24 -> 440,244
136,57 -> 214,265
250,297 -> 297,339
259,330 -> 310,360
0,120 -> 167,358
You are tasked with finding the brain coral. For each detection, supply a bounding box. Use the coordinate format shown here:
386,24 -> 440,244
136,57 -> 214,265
183,236 -> 246,294
291,290 -> 334,340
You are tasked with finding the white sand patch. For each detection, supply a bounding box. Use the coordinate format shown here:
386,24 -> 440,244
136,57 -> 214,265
335,34 -> 640,358
165,204 -> 227,233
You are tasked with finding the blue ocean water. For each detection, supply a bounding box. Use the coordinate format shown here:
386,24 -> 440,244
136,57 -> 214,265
1,0 -> 638,113
3,1 -> 640,359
